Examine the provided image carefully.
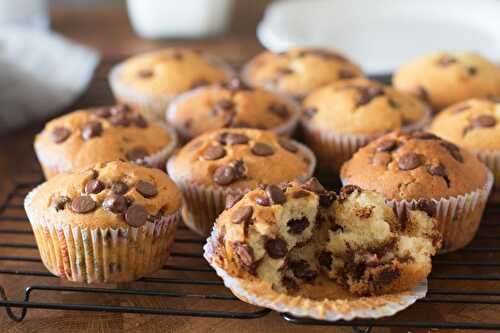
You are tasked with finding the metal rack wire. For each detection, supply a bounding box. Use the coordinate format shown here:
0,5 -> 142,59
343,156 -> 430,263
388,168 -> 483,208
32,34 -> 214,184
1,160 -> 500,332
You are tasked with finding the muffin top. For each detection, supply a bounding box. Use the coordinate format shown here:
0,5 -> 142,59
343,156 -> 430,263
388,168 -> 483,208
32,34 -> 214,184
430,98 -> 500,151
302,78 -> 429,135
167,128 -> 315,189
242,47 -> 363,99
117,48 -> 233,97
393,51 -> 500,111
167,82 -> 300,140
25,161 -> 182,229
340,130 -> 488,200
34,105 -> 176,174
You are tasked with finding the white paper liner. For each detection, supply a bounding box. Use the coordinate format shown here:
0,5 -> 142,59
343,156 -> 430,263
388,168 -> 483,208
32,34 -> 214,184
109,53 -> 236,123
203,228 -> 427,321
342,170 -> 494,253
301,106 -> 432,172
25,187 -> 181,283
165,85 -> 302,142
474,149 -> 500,202
167,141 -> 317,236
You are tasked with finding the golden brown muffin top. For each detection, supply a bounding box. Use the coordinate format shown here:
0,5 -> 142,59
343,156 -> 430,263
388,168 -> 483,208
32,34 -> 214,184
242,47 -> 363,99
117,48 -> 233,97
167,82 -> 300,140
393,51 -> 500,111
167,128 -> 315,189
340,130 -> 488,200
34,105 -> 175,175
430,98 -> 500,151
302,78 -> 429,135
25,161 -> 182,229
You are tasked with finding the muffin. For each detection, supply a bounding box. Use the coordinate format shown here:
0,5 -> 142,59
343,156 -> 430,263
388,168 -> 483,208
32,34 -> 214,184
302,78 -> 431,172
34,105 -> 177,179
393,51 -> 500,111
166,128 -> 316,236
204,179 -> 440,320
109,48 -> 235,122
166,82 -> 301,142
341,130 -> 493,252
24,161 -> 182,283
430,97 -> 500,201
241,47 -> 363,100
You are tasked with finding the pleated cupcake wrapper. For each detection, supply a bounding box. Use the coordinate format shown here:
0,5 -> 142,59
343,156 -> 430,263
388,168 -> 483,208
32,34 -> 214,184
166,86 -> 302,143
474,149 -> 500,202
341,170 -> 493,253
203,227 -> 427,321
301,106 -> 432,173
166,141 -> 317,236
109,55 -> 236,123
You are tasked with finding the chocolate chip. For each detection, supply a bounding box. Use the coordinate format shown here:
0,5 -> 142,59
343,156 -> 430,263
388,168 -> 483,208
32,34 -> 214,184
472,115 -> 496,128
225,193 -> 244,209
265,185 -> 286,205
218,132 -> 249,145
440,141 -> 464,162
292,190 -> 310,199
356,86 -> 384,107
231,206 -> 253,224
132,114 -> 148,128
289,260 -> 317,282
376,139 -> 398,152
202,145 -> 226,160
372,152 -> 392,166
233,242 -> 255,271
84,179 -> 104,194
138,69 -> 153,78
340,185 -> 361,197
397,153 -> 423,171
278,138 -> 298,153
251,143 -> 274,156
81,121 -> 102,141
417,86 -> 430,102
52,196 -> 70,211
415,199 -> 437,218
427,163 -> 447,177
212,165 -> 234,185
264,238 -> 288,259
125,204 -> 148,227
230,159 -> 246,179
51,126 -> 71,143
126,147 -> 149,162
110,181 -> 128,195
301,177 -> 326,193
437,54 -> 457,66
268,104 -> 289,119
103,194 -> 127,213
376,267 -> 401,286
319,191 -> 337,208
282,276 -> 299,291
356,206 -> 373,218
136,180 -> 157,198
109,114 -> 130,127
111,105 -> 131,116
338,68 -> 356,79
318,251 -> 333,270
255,196 -> 271,206
70,196 -> 96,214
467,66 -> 477,76
93,107 -> 111,118
287,217 -> 310,234
304,107 -> 317,119
412,132 -> 439,140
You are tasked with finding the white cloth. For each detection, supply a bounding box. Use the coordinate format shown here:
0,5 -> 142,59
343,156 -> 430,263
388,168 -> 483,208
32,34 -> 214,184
0,28 -> 100,134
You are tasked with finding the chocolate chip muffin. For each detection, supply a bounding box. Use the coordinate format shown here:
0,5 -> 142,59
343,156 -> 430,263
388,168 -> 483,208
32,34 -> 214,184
341,130 -> 493,252
24,161 -> 182,283
167,128 -> 316,235
393,52 -> 500,111
204,179 -> 439,318
302,78 -> 431,172
109,48 -> 235,122
241,47 -> 363,100
166,81 -> 301,142
430,97 -> 500,202
34,105 -> 177,179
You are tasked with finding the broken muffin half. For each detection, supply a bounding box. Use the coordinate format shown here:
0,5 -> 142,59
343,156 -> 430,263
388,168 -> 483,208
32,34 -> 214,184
206,178 -> 441,297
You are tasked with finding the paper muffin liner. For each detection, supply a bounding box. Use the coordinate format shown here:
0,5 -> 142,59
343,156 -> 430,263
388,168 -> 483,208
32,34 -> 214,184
35,121 -> 178,179
474,149 -> 500,203
301,106 -> 432,173
342,170 -> 493,253
204,227 -> 427,321
109,54 -> 236,123
165,86 -> 302,143
167,141 -> 316,236
24,187 -> 181,283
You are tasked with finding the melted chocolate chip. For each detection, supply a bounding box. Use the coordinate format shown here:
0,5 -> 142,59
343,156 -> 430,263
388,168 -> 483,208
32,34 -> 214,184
467,66 -> 477,76
255,196 -> 271,206
265,185 -> 286,205
278,138 -> 298,153
93,107 -> 111,118
84,179 -> 104,194
136,180 -> 157,198
265,238 -> 288,259
126,147 -> 149,162
397,153 -> 423,171
301,177 -> 326,193
472,115 -> 496,128
51,126 -> 71,143
356,86 -> 384,107
289,260 -> 317,282
70,196 -> 96,214
109,114 -> 130,127
340,185 -> 361,197
415,199 -> 437,218
132,114 -> 148,128
412,132 -> 439,140
218,132 -> 249,145
233,242 -> 255,272
81,121 -> 102,141
230,159 -> 246,179
251,143 -> 274,156
110,181 -> 128,195
231,206 -> 253,224
282,276 -> 299,291
52,196 -> 70,211
318,251 -> 333,270
268,104 -> 289,119
287,217 -> 310,234
319,191 -> 337,208
440,141 -> 464,162
125,204 -> 148,227
376,139 -> 398,152
225,193 -> 244,209
292,190 -> 310,199
103,194 -> 127,213
427,163 -> 447,177
202,145 -> 226,160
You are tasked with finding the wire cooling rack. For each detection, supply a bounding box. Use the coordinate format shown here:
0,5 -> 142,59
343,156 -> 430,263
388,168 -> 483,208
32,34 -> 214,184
1,158 -> 500,333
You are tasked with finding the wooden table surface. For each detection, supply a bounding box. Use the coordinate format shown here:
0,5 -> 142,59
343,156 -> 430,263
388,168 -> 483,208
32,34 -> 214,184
0,5 -> 498,333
